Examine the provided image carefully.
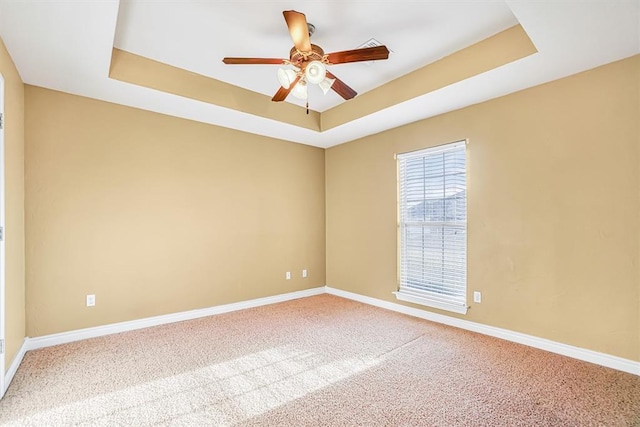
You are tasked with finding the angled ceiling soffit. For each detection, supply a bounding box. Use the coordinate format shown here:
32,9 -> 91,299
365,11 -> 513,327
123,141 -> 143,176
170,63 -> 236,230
109,48 -> 321,131
321,24 -> 537,130
108,24 -> 536,135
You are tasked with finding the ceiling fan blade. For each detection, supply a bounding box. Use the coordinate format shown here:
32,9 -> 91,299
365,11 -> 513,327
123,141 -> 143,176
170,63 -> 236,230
326,71 -> 357,100
326,46 -> 390,65
222,58 -> 286,65
272,74 -> 302,102
283,10 -> 311,53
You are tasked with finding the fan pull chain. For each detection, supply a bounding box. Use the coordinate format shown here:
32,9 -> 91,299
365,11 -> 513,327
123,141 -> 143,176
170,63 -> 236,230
306,101 -> 309,115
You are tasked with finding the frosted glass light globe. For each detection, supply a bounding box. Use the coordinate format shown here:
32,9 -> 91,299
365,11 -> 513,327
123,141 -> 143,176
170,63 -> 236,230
305,61 -> 326,85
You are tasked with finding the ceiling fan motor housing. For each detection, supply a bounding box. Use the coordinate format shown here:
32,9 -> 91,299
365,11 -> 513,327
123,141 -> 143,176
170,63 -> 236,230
289,44 -> 325,68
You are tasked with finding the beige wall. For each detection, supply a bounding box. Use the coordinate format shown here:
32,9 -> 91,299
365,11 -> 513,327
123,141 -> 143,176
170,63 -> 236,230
326,55 -> 640,361
25,87 -> 325,337
0,37 -> 26,372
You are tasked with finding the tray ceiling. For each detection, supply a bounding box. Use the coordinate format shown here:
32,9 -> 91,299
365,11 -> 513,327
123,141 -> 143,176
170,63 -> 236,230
0,0 -> 638,148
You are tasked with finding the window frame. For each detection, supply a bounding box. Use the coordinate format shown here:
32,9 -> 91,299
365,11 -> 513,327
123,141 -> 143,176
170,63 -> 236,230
394,140 -> 468,315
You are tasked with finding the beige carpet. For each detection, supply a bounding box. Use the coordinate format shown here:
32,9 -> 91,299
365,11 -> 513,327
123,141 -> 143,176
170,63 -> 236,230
0,294 -> 639,426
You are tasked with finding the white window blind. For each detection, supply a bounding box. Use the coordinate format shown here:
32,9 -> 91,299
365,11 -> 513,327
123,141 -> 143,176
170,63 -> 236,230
395,141 -> 467,314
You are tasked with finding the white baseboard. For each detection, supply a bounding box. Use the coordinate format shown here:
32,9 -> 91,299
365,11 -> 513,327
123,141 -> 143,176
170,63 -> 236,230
3,338 -> 28,396
7,284 -> 638,389
325,286 -> 640,376
25,287 -> 325,352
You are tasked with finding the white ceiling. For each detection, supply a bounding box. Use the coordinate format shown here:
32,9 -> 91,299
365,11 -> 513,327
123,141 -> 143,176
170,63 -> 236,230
0,0 -> 639,148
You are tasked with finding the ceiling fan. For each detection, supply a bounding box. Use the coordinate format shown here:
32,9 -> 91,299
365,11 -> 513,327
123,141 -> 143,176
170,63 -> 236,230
222,10 -> 390,106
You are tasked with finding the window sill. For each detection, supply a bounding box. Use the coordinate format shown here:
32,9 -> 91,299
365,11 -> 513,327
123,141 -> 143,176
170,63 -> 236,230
393,291 -> 468,315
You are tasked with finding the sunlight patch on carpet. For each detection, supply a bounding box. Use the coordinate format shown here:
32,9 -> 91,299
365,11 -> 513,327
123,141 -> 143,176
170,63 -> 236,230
13,346 -> 381,425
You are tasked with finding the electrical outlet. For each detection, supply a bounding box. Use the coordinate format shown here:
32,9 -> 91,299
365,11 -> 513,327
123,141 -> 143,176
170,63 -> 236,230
285,271 -> 291,280
86,294 -> 96,307
473,291 -> 482,303
302,269 -> 308,278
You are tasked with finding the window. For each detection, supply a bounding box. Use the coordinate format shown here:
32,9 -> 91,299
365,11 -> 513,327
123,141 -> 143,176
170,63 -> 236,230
395,141 -> 467,314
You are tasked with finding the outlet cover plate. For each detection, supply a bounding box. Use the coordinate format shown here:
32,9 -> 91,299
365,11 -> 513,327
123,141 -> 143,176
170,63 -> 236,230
473,291 -> 481,303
